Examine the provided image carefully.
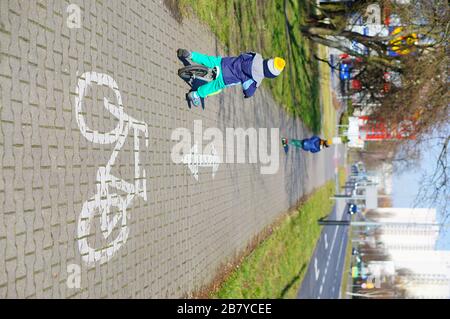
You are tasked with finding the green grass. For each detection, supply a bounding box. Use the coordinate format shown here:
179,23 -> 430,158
338,166 -> 347,187
317,43 -> 337,139
337,166 -> 351,299
210,181 -> 336,299
339,100 -> 354,127
203,167 -> 347,299
177,0 -> 321,133
340,226 -> 353,299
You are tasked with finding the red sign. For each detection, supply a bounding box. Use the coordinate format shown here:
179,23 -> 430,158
358,116 -> 416,140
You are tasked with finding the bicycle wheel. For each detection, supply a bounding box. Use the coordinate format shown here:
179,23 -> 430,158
178,65 -> 210,82
77,194 -> 129,266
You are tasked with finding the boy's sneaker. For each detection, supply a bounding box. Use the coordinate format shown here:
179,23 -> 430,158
187,91 -> 201,107
177,48 -> 192,60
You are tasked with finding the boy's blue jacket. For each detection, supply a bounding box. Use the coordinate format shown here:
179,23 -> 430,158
302,136 -> 322,153
221,52 -> 264,98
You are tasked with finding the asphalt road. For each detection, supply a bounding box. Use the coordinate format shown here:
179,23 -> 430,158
297,198 -> 350,299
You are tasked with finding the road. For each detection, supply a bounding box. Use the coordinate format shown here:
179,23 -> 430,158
1,0 -> 342,298
297,198 -> 349,299
295,35 -> 350,300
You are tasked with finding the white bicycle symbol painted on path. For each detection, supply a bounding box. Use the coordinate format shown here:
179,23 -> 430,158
74,72 -> 149,266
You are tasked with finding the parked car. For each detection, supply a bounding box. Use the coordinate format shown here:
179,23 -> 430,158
339,62 -> 351,81
347,203 -> 358,215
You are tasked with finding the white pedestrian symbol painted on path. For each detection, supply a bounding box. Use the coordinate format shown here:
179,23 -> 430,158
182,143 -> 220,181
74,72 -> 149,267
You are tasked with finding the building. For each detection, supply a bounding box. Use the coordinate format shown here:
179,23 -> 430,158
362,207 -> 450,298
391,250 -> 450,299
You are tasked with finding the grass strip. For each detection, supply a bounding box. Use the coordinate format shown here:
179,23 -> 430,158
211,181 -> 336,299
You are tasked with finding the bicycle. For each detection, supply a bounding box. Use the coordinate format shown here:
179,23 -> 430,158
178,65 -> 219,88
74,71 -> 149,266
178,64 -> 220,109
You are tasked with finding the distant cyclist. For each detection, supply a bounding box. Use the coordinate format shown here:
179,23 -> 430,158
281,136 -> 331,153
177,49 -> 286,107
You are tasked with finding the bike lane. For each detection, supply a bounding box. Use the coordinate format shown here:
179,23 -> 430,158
0,1 -> 341,298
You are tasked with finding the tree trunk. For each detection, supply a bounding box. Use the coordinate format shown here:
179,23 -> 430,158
306,34 -> 401,71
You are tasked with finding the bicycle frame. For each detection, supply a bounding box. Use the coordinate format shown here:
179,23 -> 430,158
75,72 -> 149,266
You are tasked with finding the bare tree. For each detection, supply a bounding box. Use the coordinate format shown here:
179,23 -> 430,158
303,0 -> 449,65
302,0 -> 449,215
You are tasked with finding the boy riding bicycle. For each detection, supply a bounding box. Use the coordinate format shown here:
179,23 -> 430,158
177,49 -> 286,106
281,136 -> 332,153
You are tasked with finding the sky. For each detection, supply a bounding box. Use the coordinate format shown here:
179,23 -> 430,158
392,136 -> 450,250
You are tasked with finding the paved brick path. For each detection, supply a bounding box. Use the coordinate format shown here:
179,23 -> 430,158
0,0 -> 337,298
